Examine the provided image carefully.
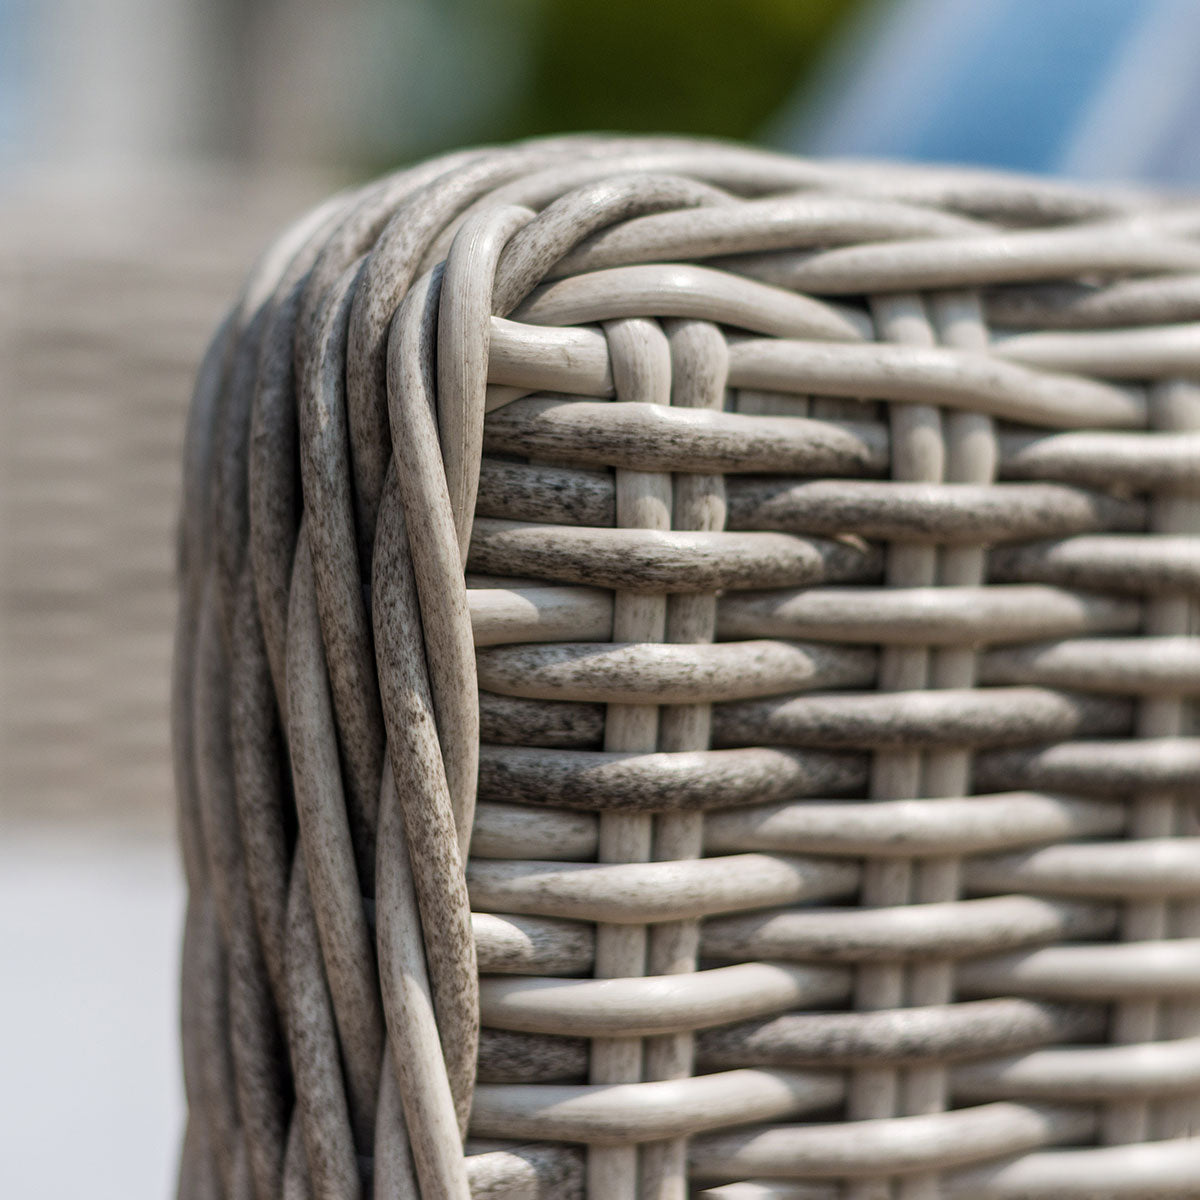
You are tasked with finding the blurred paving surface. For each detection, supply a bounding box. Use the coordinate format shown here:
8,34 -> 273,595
0,167 -> 332,827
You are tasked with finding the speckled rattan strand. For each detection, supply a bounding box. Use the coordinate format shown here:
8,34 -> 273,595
174,136 -> 1200,1200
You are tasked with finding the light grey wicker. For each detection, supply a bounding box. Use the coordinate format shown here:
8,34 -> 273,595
174,135 -> 1200,1200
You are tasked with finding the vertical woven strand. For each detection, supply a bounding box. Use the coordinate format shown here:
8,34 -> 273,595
898,291 -> 997,1200
1158,387 -> 1200,1143
1105,377 -> 1200,1146
589,317 -> 673,1198
845,293 -> 944,1200
640,319 -> 730,1200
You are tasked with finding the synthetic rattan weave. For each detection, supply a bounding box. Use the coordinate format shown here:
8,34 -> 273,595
174,136 -> 1200,1200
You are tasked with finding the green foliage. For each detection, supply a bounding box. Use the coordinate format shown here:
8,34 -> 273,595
506,0 -> 858,141
352,0 -> 861,172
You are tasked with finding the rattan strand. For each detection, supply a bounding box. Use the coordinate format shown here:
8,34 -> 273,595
174,136 -> 1200,1200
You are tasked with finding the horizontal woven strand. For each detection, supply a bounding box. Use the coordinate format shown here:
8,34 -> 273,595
471,1069 -> 844,1146
721,225 -> 1200,292
465,1142 -> 583,1197
476,1029 -> 589,1083
513,150 -> 1138,223
997,428 -> 1200,489
483,398 -> 889,476
713,686 -> 1130,750
476,640 -> 877,704
513,263 -> 870,341
727,478 -> 1141,542
945,1134 -> 1200,1198
688,1101 -> 1091,1180
713,584 -> 1140,645
702,793 -> 1125,858
485,688 -> 1129,759
477,459 -> 616,527
954,1036 -> 1200,1101
966,838 -> 1200,899
466,853 -> 859,923
696,1184 -> 837,1199
994,322 -> 1200,378
980,636 -> 1200,694
985,273 -> 1200,330
478,961 -> 849,1038
469,585 -> 613,647
696,998 -> 1103,1070
723,338 -> 1144,428
471,803 -> 598,861
695,1139 -> 1200,1200
469,519 -> 882,592
479,692 -> 604,748
959,939 -> 1200,999
468,792 -> 1126,863
549,193 -> 988,276
473,913 -> 594,977
991,533 -> 1200,593
487,318 -> 612,396
477,743 -> 867,810
701,895 -> 1113,964
974,737 -> 1200,795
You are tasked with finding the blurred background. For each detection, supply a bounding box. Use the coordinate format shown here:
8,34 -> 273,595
2,2 -> 1198,1197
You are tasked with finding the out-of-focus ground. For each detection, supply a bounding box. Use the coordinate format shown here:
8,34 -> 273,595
0,168 -> 331,833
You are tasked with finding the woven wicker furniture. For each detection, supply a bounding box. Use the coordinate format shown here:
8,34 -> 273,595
174,135 -> 1200,1200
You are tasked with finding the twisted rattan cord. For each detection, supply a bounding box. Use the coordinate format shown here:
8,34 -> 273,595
176,136 -> 1200,1200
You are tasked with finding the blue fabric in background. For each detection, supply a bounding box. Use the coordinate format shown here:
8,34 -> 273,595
775,0 -> 1200,185
900,0 -> 1139,173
